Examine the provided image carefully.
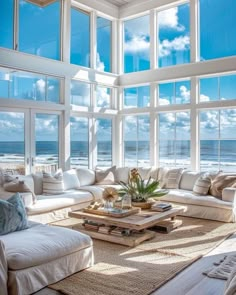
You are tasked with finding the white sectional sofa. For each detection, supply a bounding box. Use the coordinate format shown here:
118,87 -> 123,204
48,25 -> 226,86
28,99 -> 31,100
1,166 -> 236,223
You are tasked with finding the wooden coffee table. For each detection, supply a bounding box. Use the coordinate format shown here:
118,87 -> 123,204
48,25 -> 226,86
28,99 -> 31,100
68,206 -> 184,247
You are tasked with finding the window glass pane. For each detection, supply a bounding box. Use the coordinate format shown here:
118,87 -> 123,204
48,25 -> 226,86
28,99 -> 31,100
200,0 -> 236,60
124,15 -> 150,73
158,112 -> 190,167
8,71 -> 60,103
158,3 -> 190,68
0,0 -> 14,49
0,112 -> 25,174
19,0 -> 60,60
35,114 -> 59,173
124,86 -> 150,108
70,80 -> 90,106
123,115 -> 150,167
47,77 -> 60,103
220,75 -> 236,100
96,86 -> 111,108
200,110 -> 219,140
200,109 -> 236,172
71,8 -> 90,67
199,77 -> 218,102
70,117 -> 89,168
96,118 -> 112,167
0,68 -> 10,98
10,72 -> 46,101
97,17 -> 111,72
158,80 -> 190,105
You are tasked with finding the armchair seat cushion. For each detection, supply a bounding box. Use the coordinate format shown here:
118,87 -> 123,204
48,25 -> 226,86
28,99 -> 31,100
0,222 -> 92,270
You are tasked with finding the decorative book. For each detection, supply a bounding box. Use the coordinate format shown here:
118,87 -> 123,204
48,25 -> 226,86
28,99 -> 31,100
151,203 -> 172,212
83,207 -> 140,218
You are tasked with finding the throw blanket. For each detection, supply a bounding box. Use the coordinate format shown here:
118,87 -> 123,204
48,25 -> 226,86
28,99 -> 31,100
203,255 -> 236,295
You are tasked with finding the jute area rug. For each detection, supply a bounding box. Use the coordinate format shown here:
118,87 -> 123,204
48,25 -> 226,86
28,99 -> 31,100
49,217 -> 236,295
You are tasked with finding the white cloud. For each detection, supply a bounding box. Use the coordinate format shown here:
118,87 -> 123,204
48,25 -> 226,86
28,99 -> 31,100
97,86 -> 110,107
125,15 -> 149,37
200,94 -> 210,102
159,35 -> 190,57
96,53 -> 105,72
124,36 -> 150,60
158,7 -> 184,31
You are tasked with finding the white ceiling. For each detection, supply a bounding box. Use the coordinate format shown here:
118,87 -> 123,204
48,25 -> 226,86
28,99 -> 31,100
105,0 -> 140,7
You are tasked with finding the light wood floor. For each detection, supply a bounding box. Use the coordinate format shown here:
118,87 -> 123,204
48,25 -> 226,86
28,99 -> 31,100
34,233 -> 236,295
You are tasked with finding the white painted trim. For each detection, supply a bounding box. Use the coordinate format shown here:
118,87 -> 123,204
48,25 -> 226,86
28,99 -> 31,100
119,0 -> 187,19
190,0 -> 198,63
150,9 -> 156,70
91,11 -> 97,69
72,0 -> 119,18
62,0 -> 71,63
119,56 -> 236,86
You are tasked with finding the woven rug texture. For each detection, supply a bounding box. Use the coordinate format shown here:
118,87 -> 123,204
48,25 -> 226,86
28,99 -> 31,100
49,217 -> 236,295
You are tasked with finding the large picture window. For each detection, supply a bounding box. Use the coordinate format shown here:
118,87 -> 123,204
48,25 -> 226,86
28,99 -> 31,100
158,3 -> 190,68
19,0 -> 61,60
199,0 -> 236,61
97,17 -> 111,72
123,115 -> 150,167
71,8 -> 90,67
200,109 -> 236,172
124,15 -> 150,73
158,112 -> 190,167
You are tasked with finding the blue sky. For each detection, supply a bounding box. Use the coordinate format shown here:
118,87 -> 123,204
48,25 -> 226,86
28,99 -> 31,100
0,0 -> 236,144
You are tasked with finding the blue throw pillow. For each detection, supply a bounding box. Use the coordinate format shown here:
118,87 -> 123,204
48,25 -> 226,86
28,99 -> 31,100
0,193 -> 28,235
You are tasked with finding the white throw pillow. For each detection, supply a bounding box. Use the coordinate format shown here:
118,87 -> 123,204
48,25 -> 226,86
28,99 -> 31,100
76,168 -> 95,186
114,167 -> 130,183
165,168 -> 184,189
42,170 -> 64,195
193,175 -> 211,195
63,169 -> 80,190
95,166 -> 116,185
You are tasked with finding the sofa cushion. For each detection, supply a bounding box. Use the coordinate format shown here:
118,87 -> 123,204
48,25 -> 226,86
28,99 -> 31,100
26,190 -> 94,215
42,170 -> 64,195
179,171 -> 203,190
157,167 -> 169,188
95,166 -> 116,185
165,168 -> 184,189
161,189 -> 233,210
63,169 -> 80,190
193,175 -> 211,195
76,168 -> 95,186
0,193 -> 28,235
0,222 -> 92,270
209,174 -> 236,199
138,167 -> 153,180
114,167 -> 130,183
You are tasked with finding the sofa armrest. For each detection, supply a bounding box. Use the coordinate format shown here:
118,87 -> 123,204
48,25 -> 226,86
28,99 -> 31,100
222,188 -> 236,203
0,240 -> 8,295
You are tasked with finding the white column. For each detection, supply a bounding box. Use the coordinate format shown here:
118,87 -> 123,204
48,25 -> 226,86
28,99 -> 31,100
90,11 -> 97,70
190,0 -> 199,63
61,0 -> 71,63
150,9 -> 157,70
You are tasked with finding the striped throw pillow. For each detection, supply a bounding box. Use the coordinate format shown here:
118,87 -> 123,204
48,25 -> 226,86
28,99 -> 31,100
193,176 -> 211,195
42,170 -> 64,195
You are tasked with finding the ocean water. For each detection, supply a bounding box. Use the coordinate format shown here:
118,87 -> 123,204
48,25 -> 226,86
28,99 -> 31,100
0,140 -> 235,172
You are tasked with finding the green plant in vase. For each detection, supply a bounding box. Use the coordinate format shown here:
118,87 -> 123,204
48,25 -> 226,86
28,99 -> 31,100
118,168 -> 168,207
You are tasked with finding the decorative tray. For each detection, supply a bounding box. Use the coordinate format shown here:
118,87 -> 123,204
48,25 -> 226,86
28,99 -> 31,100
83,207 -> 140,218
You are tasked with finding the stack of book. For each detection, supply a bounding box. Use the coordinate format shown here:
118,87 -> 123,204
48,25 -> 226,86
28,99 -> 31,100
83,220 -> 101,231
151,203 -> 172,212
98,225 -> 113,234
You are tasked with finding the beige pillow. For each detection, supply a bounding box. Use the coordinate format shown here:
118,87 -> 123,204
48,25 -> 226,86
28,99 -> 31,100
193,175 -> 211,195
209,173 -> 236,199
4,180 -> 37,203
42,170 -> 64,195
95,166 -> 116,185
